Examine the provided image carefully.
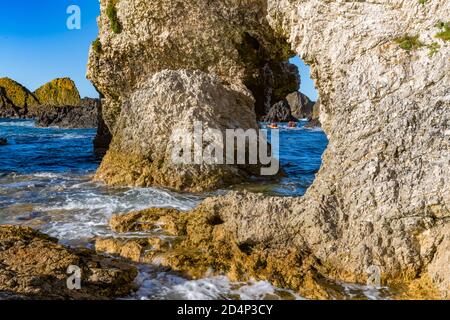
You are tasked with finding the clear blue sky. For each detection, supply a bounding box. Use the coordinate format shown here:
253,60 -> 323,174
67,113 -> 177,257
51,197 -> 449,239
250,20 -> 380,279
0,1 -> 100,98
0,1 -> 318,101
289,56 -> 318,101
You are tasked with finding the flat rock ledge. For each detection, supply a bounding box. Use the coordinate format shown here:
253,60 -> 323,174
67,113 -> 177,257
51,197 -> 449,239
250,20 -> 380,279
96,203 -> 444,300
0,225 -> 138,299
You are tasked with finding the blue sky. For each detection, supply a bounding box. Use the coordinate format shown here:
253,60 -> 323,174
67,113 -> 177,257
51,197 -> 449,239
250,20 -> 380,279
290,56 -> 318,101
0,1 -> 318,100
0,1 -> 100,97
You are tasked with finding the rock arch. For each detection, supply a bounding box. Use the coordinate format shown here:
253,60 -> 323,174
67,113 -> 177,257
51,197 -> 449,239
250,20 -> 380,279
88,0 -> 449,298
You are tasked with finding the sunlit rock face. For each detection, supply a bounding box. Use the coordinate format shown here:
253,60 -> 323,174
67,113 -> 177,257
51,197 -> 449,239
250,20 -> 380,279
0,225 -> 138,299
88,0 -> 292,191
88,0 -> 293,131
93,69 -> 264,192
264,0 -> 450,297
89,0 -> 449,298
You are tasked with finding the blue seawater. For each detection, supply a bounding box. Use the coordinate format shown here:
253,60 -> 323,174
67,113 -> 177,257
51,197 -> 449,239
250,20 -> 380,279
0,118 -> 328,242
0,118 -> 393,300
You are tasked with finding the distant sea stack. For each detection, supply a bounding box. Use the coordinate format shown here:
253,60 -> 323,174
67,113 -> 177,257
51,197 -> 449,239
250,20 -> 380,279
0,77 -> 39,118
33,78 -> 81,107
286,91 -> 316,120
0,77 -> 100,129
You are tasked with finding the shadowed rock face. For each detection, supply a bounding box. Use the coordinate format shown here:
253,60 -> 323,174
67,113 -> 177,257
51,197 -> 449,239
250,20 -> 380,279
248,61 -> 301,117
89,0 -> 450,298
0,225 -> 138,299
286,91 -> 315,120
262,100 -> 297,122
35,98 -> 99,129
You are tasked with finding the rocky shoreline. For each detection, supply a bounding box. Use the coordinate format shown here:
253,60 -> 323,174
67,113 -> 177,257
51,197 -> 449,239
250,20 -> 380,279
0,77 -> 99,129
0,0 -> 448,300
0,225 -> 137,299
35,98 -> 99,129
84,0 -> 449,300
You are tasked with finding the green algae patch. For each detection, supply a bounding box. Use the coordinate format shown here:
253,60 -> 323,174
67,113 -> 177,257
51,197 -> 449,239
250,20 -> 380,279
92,38 -> 102,54
106,0 -> 122,34
434,21 -> 450,41
395,35 -> 424,51
34,78 -> 81,106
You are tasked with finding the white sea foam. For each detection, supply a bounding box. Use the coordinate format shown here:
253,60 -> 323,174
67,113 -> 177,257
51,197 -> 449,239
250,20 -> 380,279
0,121 -> 35,127
132,270 -> 302,300
32,172 -> 64,179
58,133 -> 92,139
304,126 -> 324,132
36,183 -> 201,242
337,281 -> 391,300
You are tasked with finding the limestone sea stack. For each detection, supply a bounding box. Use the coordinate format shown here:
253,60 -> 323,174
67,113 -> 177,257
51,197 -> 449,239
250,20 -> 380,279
94,69 -> 263,192
88,0 -> 294,192
88,0 -> 450,299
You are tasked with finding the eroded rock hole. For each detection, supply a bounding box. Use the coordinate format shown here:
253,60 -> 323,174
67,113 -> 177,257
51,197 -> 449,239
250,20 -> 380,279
242,56 -> 328,197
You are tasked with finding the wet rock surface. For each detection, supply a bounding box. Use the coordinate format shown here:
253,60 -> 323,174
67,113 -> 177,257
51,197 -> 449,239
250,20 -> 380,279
0,225 -> 138,299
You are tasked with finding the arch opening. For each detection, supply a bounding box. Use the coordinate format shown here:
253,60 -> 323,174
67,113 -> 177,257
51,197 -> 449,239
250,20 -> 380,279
238,55 -> 328,197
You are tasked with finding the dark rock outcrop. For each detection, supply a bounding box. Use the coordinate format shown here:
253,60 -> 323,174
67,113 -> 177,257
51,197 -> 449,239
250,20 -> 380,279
261,100 -> 297,122
286,91 -> 315,119
0,225 -> 138,299
93,96 -> 112,154
304,118 -> 321,129
304,98 -> 321,128
248,62 -> 301,118
35,98 -> 99,129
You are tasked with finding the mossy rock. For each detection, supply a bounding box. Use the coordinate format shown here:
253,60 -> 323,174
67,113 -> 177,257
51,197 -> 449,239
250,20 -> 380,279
395,35 -> 424,51
34,78 -> 81,106
435,21 -> 450,41
0,77 -> 39,108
